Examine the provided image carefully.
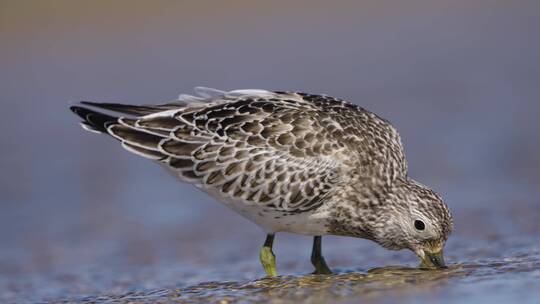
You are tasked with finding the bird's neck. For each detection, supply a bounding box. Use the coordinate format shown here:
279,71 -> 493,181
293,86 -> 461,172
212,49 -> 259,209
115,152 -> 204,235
322,181 -> 392,239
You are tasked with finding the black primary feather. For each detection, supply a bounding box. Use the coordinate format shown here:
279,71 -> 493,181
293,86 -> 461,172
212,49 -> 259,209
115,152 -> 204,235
70,106 -> 118,133
80,101 -> 184,116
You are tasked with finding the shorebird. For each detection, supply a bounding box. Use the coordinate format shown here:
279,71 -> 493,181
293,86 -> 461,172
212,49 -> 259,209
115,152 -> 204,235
70,88 -> 453,276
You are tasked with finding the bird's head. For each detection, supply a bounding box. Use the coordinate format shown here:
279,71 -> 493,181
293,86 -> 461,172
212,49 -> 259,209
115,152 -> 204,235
370,178 -> 453,268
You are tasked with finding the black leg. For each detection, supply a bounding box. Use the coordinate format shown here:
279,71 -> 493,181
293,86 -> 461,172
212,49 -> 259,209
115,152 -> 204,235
311,236 -> 333,274
264,234 -> 275,248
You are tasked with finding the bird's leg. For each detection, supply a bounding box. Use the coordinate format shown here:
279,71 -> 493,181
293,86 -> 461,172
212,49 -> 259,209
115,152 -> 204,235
259,234 -> 277,277
311,236 -> 333,274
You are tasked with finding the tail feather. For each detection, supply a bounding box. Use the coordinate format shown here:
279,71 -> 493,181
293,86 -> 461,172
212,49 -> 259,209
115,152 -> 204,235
79,101 -> 184,116
70,106 -> 118,133
70,104 -> 169,161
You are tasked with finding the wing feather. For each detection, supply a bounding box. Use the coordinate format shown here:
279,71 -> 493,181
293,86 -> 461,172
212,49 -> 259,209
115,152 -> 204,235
72,88 -> 405,213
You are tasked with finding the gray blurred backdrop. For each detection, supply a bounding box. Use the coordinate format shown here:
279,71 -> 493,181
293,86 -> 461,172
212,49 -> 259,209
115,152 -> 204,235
1,0 -> 539,300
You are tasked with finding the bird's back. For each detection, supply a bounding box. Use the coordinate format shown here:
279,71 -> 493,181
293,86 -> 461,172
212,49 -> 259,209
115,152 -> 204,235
71,88 -> 407,229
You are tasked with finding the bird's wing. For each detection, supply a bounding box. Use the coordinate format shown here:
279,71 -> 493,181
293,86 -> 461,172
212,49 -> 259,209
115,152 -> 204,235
72,89 -> 361,213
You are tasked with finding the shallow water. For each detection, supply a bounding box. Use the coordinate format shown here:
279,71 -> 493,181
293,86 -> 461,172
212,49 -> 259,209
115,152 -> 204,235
67,253 -> 540,304
2,212 -> 540,303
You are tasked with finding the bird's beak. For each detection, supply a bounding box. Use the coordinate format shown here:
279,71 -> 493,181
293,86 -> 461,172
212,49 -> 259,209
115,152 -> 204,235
418,248 -> 447,269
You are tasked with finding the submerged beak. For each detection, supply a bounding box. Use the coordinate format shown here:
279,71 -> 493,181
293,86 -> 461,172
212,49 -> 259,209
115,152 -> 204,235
418,249 -> 447,269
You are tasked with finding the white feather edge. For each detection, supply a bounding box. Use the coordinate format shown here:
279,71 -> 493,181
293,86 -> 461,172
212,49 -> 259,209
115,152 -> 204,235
120,141 -> 163,160
178,87 -> 275,103
80,122 -> 102,134
144,87 -> 276,120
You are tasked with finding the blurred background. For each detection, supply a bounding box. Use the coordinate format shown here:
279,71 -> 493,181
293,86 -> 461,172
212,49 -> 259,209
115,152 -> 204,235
1,0 -> 539,302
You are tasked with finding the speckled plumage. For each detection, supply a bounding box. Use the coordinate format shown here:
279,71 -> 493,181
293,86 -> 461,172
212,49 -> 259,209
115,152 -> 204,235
71,88 -> 453,270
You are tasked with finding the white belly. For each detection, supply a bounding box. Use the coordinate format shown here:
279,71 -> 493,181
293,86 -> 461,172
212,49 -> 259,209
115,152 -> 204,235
160,163 -> 332,236
198,184 -> 331,235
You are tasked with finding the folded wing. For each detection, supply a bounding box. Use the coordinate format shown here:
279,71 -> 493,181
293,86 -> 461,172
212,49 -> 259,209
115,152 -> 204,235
71,90 -> 349,213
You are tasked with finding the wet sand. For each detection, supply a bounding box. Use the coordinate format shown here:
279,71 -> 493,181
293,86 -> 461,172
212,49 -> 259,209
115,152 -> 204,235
69,253 -> 539,304
2,204 -> 540,303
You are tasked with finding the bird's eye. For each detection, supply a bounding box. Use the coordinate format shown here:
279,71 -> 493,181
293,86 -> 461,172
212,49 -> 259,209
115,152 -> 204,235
414,220 -> 425,231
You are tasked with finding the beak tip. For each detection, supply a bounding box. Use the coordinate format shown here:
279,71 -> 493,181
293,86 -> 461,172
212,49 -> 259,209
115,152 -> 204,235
420,250 -> 446,269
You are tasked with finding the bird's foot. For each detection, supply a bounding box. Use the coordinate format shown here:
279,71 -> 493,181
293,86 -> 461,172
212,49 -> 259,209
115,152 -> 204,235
260,246 -> 277,277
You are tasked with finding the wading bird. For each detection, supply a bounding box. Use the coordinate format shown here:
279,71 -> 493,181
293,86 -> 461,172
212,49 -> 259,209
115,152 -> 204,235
71,88 -> 452,276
